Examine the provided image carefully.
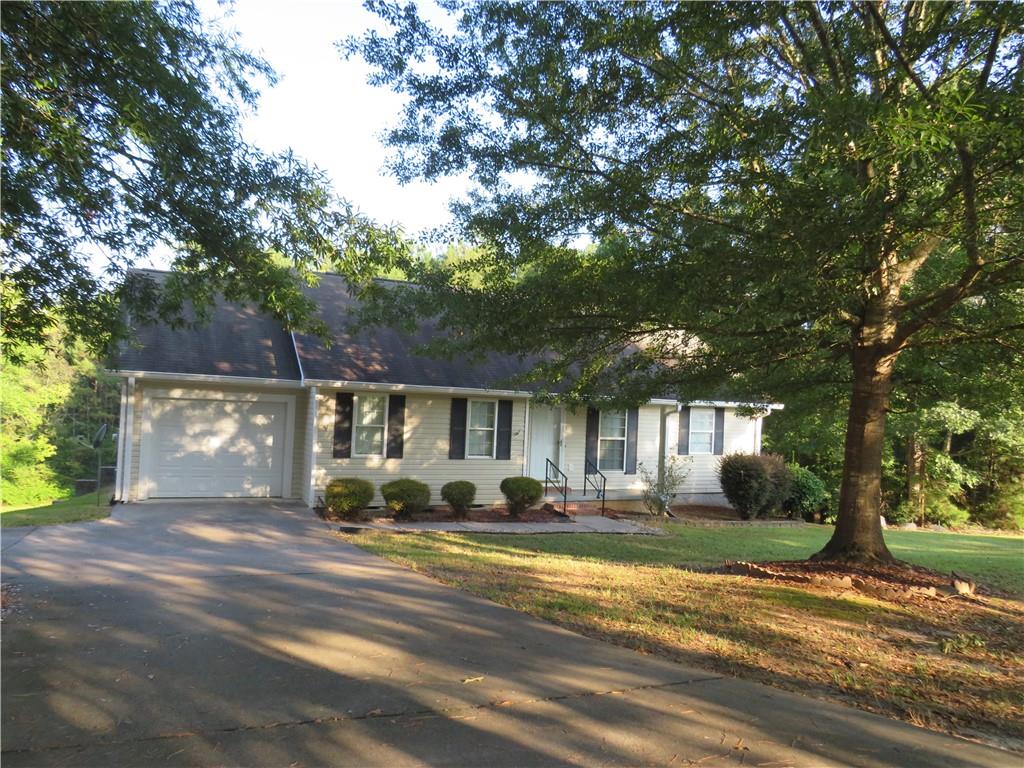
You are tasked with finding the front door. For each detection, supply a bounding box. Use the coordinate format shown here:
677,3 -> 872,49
528,406 -> 560,481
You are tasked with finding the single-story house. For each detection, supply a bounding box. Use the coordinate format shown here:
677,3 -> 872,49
110,270 -> 779,508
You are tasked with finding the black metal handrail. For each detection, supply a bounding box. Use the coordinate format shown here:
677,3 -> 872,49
583,459 -> 607,516
544,458 -> 569,516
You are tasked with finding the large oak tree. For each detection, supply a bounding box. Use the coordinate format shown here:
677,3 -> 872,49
2,0 -> 401,358
351,1 -> 1024,562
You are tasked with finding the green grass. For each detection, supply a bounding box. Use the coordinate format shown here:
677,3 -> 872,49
346,525 -> 1024,746
0,487 -> 113,528
451,523 -> 1024,594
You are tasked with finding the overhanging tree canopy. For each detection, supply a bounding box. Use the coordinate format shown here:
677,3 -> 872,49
350,1 -> 1024,562
1,0 -> 404,358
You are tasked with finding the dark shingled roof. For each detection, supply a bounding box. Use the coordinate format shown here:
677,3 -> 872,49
293,273 -> 537,389
114,270 -> 537,389
115,270 -> 301,381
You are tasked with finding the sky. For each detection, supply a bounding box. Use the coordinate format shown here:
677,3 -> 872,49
202,0 -> 467,240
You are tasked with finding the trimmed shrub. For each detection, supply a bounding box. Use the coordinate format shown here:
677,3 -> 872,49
381,478 -> 431,520
783,465 -> 829,522
760,454 -> 794,517
441,480 -> 476,519
718,454 -> 793,519
500,476 -> 543,518
324,478 -> 374,521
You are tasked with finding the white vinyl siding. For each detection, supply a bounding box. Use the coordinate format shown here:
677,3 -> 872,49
689,408 -> 715,454
353,394 -> 387,456
597,410 -> 627,471
314,392 -> 526,506
467,400 -> 497,458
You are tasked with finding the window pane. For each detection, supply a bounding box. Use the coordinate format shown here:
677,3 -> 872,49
598,439 -> 625,471
357,396 -> 386,426
600,410 -> 627,438
690,432 -> 713,454
355,425 -> 384,455
467,428 -> 493,457
691,409 -> 715,431
469,401 -> 496,429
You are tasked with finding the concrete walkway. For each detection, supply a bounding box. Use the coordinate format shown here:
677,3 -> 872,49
338,515 -> 664,535
1,500 -> 1012,767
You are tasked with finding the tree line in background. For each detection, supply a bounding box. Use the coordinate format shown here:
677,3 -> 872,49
1,332 -> 119,507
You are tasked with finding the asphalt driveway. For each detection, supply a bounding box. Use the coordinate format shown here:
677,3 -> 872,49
1,501 -> 1011,767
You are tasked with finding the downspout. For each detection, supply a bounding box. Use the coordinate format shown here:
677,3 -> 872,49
289,325 -> 318,506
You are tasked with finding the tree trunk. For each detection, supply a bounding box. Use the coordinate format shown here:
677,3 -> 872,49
906,432 -> 926,525
812,348 -> 897,564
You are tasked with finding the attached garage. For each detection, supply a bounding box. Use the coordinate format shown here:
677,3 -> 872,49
136,389 -> 295,499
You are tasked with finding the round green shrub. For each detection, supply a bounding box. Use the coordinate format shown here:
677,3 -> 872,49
441,480 -> 476,519
381,478 -> 431,520
718,454 -> 772,519
783,465 -> 829,522
499,476 -> 543,518
324,478 -> 374,520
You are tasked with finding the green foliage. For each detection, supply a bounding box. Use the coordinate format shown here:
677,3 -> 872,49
718,455 -> 777,520
973,482 -> 1024,531
0,334 -> 118,506
886,502 -> 917,527
1,0 -> 408,357
939,633 -> 987,655
441,480 -> 477,519
784,466 -> 830,522
324,478 -> 375,521
351,2 -> 1024,556
924,494 -> 971,529
380,479 -> 431,520
499,476 -> 543,518
638,456 -> 691,516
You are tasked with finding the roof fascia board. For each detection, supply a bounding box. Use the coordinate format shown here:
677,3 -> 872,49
107,370 -> 303,388
304,379 -> 533,398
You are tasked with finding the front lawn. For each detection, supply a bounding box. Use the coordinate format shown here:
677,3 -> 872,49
345,524 -> 1024,749
0,487 -> 113,528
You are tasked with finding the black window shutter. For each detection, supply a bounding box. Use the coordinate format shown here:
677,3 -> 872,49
333,393 -> 353,458
449,398 -> 467,459
624,407 -> 639,474
585,407 -> 599,471
386,395 -> 405,459
495,400 -> 513,460
677,406 -> 691,455
713,407 -> 726,455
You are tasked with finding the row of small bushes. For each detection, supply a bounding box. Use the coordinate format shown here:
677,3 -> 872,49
323,476 -> 544,521
718,454 -> 829,521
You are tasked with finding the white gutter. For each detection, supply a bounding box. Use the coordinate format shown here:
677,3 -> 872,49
303,378 -> 534,398
303,385 -> 319,506
109,370 -> 303,389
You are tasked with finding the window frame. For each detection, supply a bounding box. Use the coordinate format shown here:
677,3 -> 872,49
352,393 -> 389,458
688,407 -> 715,455
466,399 -> 498,459
597,409 -> 627,472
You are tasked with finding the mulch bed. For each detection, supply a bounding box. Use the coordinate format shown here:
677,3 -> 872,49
321,505 -> 570,524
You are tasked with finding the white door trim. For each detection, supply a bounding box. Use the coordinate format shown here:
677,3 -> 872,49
138,388 -> 295,500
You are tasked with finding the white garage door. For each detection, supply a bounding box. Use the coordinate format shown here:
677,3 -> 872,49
145,397 -> 289,498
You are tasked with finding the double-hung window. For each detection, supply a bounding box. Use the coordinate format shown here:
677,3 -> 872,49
689,408 -> 715,454
598,410 -> 627,471
467,400 -> 497,458
353,395 -> 387,456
